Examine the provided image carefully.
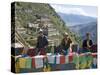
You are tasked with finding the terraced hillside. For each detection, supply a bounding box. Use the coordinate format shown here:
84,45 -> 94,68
12,2 -> 82,48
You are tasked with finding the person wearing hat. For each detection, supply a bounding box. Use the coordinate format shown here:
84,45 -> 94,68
59,32 -> 72,55
82,32 -> 93,53
42,23 -> 48,37
36,29 -> 48,55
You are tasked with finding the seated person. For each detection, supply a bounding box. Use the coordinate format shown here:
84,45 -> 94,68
82,32 -> 93,53
56,32 -> 72,55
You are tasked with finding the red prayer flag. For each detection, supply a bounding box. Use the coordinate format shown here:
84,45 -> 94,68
60,55 -> 65,64
32,57 -> 35,68
68,54 -> 73,63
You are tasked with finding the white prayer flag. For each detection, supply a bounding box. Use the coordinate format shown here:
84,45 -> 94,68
47,55 -> 55,64
34,55 -> 44,68
56,55 -> 62,64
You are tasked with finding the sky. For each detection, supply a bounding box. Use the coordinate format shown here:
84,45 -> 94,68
50,4 -> 98,18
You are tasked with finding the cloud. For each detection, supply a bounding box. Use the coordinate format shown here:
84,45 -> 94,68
51,4 -> 88,16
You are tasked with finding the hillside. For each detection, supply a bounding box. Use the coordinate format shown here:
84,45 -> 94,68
12,2 -> 81,48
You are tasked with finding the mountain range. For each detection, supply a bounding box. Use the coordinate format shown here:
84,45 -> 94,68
69,21 -> 97,43
58,12 -> 97,26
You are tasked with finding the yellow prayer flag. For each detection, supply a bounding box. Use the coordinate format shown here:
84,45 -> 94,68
18,58 -> 26,68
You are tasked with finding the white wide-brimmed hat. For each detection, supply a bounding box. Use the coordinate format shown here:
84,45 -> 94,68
64,32 -> 68,35
39,29 -> 43,33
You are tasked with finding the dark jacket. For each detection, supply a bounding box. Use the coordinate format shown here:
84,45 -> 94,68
36,35 -> 48,48
82,39 -> 93,49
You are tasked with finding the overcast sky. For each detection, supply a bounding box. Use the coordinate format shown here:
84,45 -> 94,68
50,4 -> 97,18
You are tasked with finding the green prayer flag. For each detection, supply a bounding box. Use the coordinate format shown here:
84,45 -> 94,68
86,55 -> 93,62
79,55 -> 87,64
25,58 -> 32,69
72,54 -> 79,64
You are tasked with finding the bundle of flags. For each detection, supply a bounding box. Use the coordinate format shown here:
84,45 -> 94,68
15,52 -> 97,72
